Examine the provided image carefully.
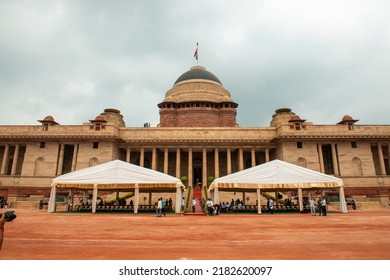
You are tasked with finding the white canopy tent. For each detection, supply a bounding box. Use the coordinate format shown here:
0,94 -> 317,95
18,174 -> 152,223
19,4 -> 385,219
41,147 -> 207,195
49,159 -> 185,213
209,159 -> 347,214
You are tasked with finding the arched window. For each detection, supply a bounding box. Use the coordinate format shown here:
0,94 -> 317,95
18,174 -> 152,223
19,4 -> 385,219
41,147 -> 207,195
352,157 -> 363,176
34,157 -> 45,176
89,157 -> 99,167
297,157 -> 307,168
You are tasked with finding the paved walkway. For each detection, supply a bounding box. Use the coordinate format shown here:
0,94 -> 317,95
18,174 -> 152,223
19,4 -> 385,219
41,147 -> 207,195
1,208 -> 390,260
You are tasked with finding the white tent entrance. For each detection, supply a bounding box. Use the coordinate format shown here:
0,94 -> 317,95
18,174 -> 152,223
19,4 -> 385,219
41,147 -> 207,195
209,160 -> 346,214
49,160 -> 185,214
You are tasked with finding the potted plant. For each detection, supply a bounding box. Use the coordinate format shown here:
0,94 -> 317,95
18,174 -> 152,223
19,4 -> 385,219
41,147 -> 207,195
207,175 -> 215,183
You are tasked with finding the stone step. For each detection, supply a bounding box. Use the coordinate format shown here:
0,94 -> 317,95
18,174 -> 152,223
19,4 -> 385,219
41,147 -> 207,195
329,201 -> 384,210
15,200 -> 38,209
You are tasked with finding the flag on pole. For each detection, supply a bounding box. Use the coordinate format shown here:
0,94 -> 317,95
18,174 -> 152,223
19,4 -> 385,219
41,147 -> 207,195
194,42 -> 198,60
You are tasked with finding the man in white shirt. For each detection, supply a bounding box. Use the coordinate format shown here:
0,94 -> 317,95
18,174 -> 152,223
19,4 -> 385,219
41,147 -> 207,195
206,198 -> 214,216
191,198 -> 197,213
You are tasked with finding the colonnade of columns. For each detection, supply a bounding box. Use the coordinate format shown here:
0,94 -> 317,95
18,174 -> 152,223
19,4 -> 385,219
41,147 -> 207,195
124,146 -> 272,186
317,143 -> 390,176
0,144 -> 21,176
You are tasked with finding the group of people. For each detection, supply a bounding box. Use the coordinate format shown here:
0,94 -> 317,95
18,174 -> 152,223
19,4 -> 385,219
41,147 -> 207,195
156,197 -> 167,217
308,197 -> 328,216
0,197 -> 7,208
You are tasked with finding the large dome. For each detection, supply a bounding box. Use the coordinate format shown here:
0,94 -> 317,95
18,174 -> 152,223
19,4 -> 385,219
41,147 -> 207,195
162,65 -> 233,103
174,65 -> 222,85
158,65 -> 238,127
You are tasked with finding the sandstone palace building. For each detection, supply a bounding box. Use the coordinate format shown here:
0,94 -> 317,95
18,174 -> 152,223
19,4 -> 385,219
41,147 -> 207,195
0,65 -> 389,208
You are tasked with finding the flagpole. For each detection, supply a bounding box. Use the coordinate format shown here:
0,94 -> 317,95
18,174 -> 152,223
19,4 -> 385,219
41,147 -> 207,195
194,42 -> 199,66
197,42 -> 199,66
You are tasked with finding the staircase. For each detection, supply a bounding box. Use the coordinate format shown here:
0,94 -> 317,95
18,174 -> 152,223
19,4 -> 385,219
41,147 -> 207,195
189,186 -> 205,214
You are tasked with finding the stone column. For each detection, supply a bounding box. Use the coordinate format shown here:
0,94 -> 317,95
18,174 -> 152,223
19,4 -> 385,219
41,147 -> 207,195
164,147 -> 169,174
11,144 -> 19,175
202,147 -> 207,187
188,147 -> 193,187
318,144 -> 324,173
239,147 -> 244,171
331,144 -> 339,175
57,144 -> 65,175
71,144 -> 78,171
126,147 -> 131,163
152,147 -> 157,170
140,147 -> 144,167
176,148 -> 181,178
227,147 -> 232,175
378,144 -> 386,175
214,148 -> 219,178
1,144 -> 9,175
251,147 -> 256,167
265,148 -> 270,162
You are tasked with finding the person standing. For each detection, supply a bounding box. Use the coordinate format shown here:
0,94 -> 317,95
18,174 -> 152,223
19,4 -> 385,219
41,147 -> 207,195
317,198 -> 322,216
320,197 -> 327,216
309,197 -> 316,216
191,197 -> 197,213
156,198 -> 162,217
268,198 -> 274,214
160,197 -> 166,216
0,212 -> 6,251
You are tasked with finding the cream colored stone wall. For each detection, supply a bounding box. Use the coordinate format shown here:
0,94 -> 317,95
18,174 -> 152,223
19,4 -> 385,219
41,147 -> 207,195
22,142 -> 60,177
75,142 -> 116,170
337,142 -> 376,176
279,142 -> 322,172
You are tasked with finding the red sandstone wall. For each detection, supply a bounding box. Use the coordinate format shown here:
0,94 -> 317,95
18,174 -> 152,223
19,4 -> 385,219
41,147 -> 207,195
159,107 -> 237,127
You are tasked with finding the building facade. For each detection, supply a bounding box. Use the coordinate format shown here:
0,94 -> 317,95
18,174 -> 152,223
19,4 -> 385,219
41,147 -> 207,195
0,65 -> 389,207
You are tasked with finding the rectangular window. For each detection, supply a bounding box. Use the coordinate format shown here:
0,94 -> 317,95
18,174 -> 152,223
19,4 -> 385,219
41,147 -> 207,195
351,141 -> 357,148
297,142 -> 303,149
40,142 -> 46,148
93,142 -> 99,149
294,123 -> 301,130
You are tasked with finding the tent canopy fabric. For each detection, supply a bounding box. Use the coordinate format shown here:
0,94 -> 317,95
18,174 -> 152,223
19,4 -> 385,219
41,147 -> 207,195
51,159 -> 184,190
209,159 -> 343,191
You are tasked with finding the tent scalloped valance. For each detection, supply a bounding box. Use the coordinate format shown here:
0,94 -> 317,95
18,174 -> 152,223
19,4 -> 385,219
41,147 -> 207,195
211,181 -> 343,190
52,182 -> 184,190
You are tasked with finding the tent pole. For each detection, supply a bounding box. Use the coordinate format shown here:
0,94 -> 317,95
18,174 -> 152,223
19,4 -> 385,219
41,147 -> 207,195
214,188 -> 220,204
339,186 -> 348,213
92,184 -> 98,214
298,188 -> 303,212
257,188 -> 262,214
175,186 -> 181,213
134,185 -> 139,214
48,186 -> 57,213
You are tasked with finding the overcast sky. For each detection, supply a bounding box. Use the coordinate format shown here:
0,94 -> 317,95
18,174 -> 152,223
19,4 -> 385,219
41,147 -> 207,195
0,0 -> 389,127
